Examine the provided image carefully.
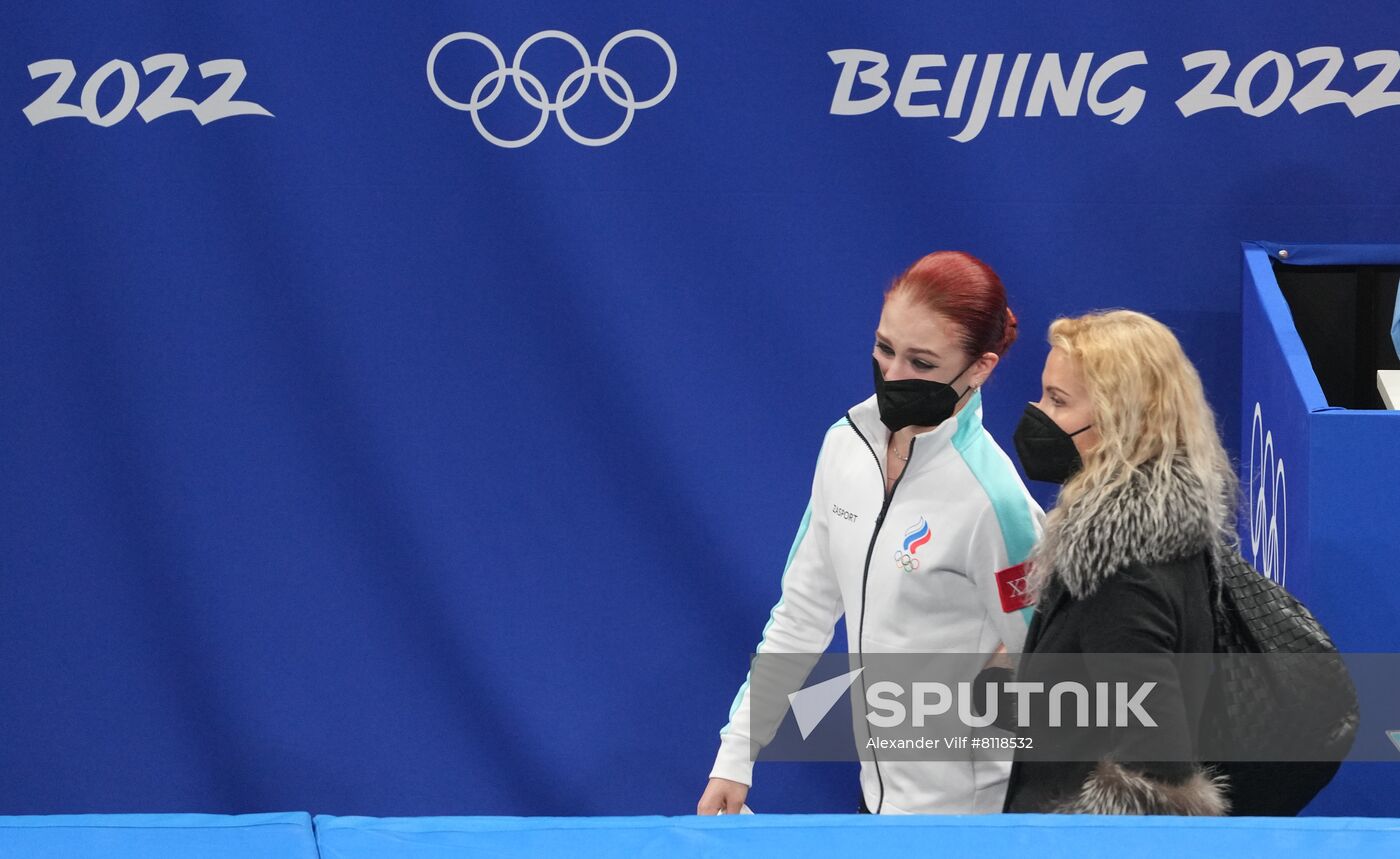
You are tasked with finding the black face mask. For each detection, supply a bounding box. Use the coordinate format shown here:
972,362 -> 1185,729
1012,404 -> 1092,484
872,357 -> 975,432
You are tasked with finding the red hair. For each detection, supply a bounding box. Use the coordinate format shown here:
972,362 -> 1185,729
885,251 -> 1018,357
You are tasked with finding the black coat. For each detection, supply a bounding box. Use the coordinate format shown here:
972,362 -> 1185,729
1001,553 -> 1220,814
998,458 -> 1230,815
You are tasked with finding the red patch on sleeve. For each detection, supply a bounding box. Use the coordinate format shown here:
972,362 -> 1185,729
995,563 -> 1033,613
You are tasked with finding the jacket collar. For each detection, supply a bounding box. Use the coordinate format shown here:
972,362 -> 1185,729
1031,455 -> 1217,600
846,389 -> 986,474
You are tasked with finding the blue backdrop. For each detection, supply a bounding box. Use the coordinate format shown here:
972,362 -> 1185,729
3,1 -> 1399,817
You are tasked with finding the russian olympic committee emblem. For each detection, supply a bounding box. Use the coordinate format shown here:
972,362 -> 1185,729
895,517 -> 931,573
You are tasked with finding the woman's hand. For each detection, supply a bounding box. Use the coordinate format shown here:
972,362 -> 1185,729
696,777 -> 749,815
983,641 -> 1011,670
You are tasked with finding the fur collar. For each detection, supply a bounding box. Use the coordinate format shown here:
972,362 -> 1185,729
1052,760 -> 1229,815
1032,456 -> 1217,600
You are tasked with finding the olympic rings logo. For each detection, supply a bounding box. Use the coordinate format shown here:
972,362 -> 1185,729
1248,402 -> 1288,586
426,30 -> 677,148
894,550 -> 920,573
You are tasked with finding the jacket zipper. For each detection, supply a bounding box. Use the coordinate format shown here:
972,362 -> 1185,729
845,412 -> 915,815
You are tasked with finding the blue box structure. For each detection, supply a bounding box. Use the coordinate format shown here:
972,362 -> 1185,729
1240,242 -> 1400,816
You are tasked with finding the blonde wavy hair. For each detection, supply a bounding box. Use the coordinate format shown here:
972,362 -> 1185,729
1047,310 -> 1238,547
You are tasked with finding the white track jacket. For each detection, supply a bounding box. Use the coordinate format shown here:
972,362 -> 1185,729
711,392 -> 1044,814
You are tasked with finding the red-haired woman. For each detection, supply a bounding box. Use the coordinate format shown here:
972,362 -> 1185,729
697,252 -> 1045,815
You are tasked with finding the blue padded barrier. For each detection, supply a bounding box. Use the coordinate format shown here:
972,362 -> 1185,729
313,813 -> 1400,859
0,812 -> 317,859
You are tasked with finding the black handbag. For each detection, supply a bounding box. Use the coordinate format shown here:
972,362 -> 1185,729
1202,546 -> 1359,815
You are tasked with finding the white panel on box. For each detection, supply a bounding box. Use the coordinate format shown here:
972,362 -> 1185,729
1378,370 -> 1400,409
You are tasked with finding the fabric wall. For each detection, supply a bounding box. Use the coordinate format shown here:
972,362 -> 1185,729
3,1 -> 1399,816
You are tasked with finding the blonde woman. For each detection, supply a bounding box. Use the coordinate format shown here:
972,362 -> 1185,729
1000,310 -> 1234,815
